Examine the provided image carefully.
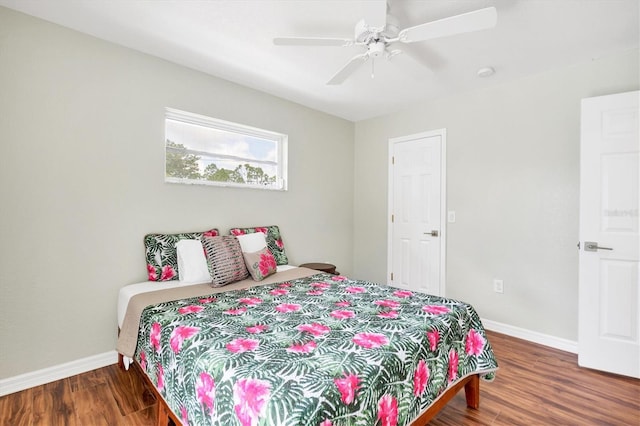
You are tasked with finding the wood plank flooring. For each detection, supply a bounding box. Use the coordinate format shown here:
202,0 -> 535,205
1,331 -> 638,425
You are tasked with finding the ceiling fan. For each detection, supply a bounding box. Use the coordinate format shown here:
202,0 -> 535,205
273,3 -> 497,85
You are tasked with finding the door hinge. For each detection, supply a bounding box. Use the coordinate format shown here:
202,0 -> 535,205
392,156 -> 395,165
391,214 -> 394,223
390,272 -> 394,281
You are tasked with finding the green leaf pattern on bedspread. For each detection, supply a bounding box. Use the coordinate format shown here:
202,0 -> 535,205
135,274 -> 498,426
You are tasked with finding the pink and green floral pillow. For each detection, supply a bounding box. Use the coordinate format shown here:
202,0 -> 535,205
144,229 -> 219,281
243,247 -> 277,281
229,225 -> 288,265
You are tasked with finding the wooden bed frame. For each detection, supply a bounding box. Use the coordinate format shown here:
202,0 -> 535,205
119,355 -> 481,426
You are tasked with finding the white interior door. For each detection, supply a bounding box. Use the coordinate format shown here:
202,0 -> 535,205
579,91 -> 639,378
388,130 -> 446,296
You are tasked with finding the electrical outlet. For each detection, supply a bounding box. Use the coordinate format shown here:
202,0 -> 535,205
493,279 -> 504,293
447,211 -> 456,223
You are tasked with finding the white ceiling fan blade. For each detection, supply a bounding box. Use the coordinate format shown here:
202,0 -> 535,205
273,37 -> 354,47
398,7 -> 497,43
327,53 -> 369,85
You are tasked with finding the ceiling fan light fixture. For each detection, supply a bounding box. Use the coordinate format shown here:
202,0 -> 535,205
369,41 -> 386,58
477,66 -> 495,78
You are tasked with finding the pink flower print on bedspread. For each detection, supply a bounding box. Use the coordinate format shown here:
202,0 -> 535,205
139,351 -> 147,372
330,310 -> 355,320
233,378 -> 271,426
226,338 -> 259,353
311,282 -> 332,289
254,227 -> 268,234
150,322 -> 162,353
230,229 -> 245,236
352,333 -> 389,349
246,324 -> 268,334
465,329 -> 486,356
224,307 -> 247,315
269,288 -> 288,296
378,395 -> 399,426
178,305 -> 204,314
169,326 -> 200,354
196,371 -> 215,414
239,297 -> 263,306
413,359 -> 429,396
393,290 -> 413,298
374,300 -> 401,309
422,304 -> 451,315
180,406 -> 189,426
275,303 -> 301,313
334,373 -> 360,405
156,363 -> 165,391
448,350 -> 459,383
427,329 -> 440,352
345,286 -> 365,294
297,323 -> 331,336
287,340 -> 317,353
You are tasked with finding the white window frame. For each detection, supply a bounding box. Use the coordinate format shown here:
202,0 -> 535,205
164,108 -> 288,191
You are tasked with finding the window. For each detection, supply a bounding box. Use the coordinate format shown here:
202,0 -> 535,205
165,108 -> 288,190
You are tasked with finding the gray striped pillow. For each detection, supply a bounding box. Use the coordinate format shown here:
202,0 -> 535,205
202,236 -> 248,287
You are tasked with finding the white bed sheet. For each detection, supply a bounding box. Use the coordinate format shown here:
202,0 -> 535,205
117,265 -> 297,328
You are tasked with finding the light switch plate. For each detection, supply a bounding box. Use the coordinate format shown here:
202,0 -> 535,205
447,211 -> 456,223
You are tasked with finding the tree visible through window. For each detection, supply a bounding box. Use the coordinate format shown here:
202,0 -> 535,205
165,109 -> 287,190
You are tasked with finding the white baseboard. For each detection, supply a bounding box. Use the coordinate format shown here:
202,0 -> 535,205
482,318 -> 578,354
0,350 -> 119,397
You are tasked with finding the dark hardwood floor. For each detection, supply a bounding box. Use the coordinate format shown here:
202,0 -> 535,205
1,331 -> 638,425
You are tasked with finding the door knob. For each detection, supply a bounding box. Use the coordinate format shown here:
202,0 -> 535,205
424,230 -> 439,237
584,241 -> 613,252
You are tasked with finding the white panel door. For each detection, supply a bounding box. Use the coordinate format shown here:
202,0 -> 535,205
388,131 -> 445,296
579,91 -> 639,378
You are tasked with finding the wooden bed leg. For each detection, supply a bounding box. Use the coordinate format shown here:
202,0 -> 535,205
118,353 -> 125,369
410,374 -> 481,425
464,374 -> 480,409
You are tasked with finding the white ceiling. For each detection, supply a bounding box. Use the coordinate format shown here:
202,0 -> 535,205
1,0 -> 638,121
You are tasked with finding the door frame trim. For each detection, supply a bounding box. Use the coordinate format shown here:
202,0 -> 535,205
387,128 -> 447,295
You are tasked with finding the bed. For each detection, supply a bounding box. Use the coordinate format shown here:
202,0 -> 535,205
116,265 -> 498,426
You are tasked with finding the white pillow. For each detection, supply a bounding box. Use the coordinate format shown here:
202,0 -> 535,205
236,232 -> 267,253
176,239 -> 211,283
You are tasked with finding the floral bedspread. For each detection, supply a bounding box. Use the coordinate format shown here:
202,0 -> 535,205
134,273 -> 498,426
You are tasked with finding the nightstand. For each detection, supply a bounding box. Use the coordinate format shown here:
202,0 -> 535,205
299,262 -> 339,275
